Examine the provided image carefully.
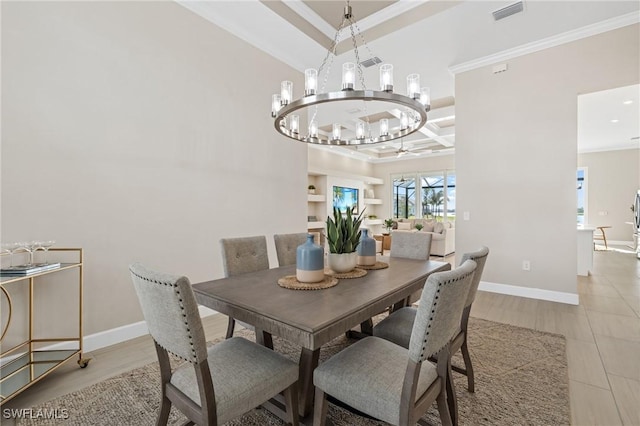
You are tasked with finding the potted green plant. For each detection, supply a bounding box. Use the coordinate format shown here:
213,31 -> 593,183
308,184 -> 316,194
383,218 -> 394,234
415,223 -> 424,231
326,206 -> 364,273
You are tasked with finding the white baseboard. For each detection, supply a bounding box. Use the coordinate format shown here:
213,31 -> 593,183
43,306 -> 220,354
479,281 -> 579,305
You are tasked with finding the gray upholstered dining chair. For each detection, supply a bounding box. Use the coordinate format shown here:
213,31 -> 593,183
390,230 -> 433,305
274,233 -> 308,267
390,230 -> 432,260
220,236 -> 269,339
312,260 -> 477,426
129,263 -> 299,426
374,246 -> 489,397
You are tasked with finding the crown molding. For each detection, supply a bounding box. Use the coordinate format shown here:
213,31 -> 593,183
579,144 -> 640,155
449,11 -> 640,75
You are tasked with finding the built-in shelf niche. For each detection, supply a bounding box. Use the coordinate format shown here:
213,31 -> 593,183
363,198 -> 382,205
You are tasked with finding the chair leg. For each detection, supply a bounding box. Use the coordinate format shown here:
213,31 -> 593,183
436,386 -> 452,426
446,368 -> 458,426
225,317 -> 236,339
313,389 -> 328,426
156,394 -> 171,426
283,382 -> 300,426
154,343 -> 172,426
460,339 -> 475,392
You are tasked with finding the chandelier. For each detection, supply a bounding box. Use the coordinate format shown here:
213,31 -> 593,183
271,1 -> 430,146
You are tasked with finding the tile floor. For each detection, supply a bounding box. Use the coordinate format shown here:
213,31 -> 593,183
469,245 -> 640,425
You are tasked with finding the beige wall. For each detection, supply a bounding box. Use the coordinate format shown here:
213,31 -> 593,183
578,148 -> 640,241
1,2 -> 307,343
308,147 -> 375,177
456,24 -> 639,296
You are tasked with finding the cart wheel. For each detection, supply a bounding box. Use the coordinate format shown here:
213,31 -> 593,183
78,358 -> 91,368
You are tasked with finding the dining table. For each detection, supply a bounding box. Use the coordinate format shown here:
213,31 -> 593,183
192,256 -> 451,423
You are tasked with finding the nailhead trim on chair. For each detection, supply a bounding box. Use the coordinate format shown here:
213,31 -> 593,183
418,270 -> 475,361
130,269 -> 198,363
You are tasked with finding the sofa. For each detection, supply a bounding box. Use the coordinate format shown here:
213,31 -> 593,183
391,218 -> 455,257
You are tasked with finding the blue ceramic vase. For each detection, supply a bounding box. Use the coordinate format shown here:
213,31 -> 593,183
357,228 -> 377,266
296,234 -> 324,283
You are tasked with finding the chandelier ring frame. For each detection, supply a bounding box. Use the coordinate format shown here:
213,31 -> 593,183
274,89 -> 428,146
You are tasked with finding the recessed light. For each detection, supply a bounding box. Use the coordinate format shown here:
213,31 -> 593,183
623,100 -> 633,105
611,119 -> 619,123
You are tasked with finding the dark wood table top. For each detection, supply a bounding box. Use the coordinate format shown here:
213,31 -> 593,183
193,257 -> 451,350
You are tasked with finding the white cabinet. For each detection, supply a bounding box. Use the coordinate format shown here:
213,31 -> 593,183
577,227 -> 594,276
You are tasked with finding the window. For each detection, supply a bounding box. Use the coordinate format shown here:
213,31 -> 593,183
420,173 -> 456,221
392,176 -> 416,218
392,171 -> 455,221
577,168 -> 586,224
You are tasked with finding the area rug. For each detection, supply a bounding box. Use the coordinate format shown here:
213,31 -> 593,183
17,318 -> 570,425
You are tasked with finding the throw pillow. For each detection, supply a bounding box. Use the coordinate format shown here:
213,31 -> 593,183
424,221 -> 435,232
434,222 -> 445,234
398,222 -> 412,231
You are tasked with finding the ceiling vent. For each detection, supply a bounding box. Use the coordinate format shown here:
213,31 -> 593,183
359,57 -> 382,68
492,1 -> 524,21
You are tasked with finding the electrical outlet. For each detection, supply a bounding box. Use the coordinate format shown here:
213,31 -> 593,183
463,211 -> 470,221
522,260 -> 531,271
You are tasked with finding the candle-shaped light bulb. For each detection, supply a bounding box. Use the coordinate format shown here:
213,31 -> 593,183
380,64 -> 393,92
290,115 -> 299,134
309,119 -> 318,139
342,62 -> 355,90
406,74 -> 420,99
332,124 -> 341,141
356,122 -> 365,139
271,94 -> 281,117
379,118 -> 389,136
400,112 -> 408,130
281,80 -> 293,105
420,87 -> 431,110
305,69 -> 317,96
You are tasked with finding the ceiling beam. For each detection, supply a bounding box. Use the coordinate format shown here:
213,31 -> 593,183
389,109 -> 454,147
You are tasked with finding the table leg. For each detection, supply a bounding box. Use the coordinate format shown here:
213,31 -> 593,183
255,328 -> 274,350
345,318 -> 373,339
299,347 -> 321,417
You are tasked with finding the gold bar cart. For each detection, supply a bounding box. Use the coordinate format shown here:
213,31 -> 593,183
0,248 -> 89,404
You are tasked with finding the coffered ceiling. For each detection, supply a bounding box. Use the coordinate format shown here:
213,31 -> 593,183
178,1 -> 640,162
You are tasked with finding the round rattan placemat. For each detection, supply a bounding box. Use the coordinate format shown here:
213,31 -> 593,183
357,261 -> 389,270
277,275 -> 338,290
325,267 -> 367,279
